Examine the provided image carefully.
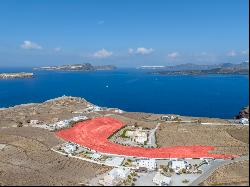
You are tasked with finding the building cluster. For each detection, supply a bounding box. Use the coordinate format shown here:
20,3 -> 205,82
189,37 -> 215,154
125,128 -> 148,145
153,172 -> 171,186
31,115 -> 88,131
53,142 -> 210,186
132,159 -> 157,171
99,168 -> 131,186
114,126 -> 157,148
160,115 -> 179,121
239,117 -> 249,125
72,104 -> 104,114
61,142 -> 78,154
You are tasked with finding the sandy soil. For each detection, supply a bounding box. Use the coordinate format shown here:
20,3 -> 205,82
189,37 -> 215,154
200,160 -> 249,186
156,124 -> 249,156
0,127 -> 110,186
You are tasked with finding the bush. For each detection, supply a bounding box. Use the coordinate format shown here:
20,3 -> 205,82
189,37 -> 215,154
182,179 -> 189,183
120,129 -> 129,138
181,168 -> 187,174
169,168 -> 174,173
17,121 -> 23,127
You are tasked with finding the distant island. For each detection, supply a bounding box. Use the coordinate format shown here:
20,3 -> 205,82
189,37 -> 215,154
140,61 -> 249,71
138,66 -> 165,69
34,63 -> 117,71
150,61 -> 249,75
0,72 -> 34,79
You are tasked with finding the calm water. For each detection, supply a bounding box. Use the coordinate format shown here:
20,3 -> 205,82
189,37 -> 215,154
0,68 -> 249,119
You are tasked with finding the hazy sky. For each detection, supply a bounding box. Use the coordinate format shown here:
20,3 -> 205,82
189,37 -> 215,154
0,0 -> 249,67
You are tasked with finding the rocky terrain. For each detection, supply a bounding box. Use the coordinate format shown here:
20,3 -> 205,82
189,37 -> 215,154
200,160 -> 249,186
235,106 -> 249,119
0,127 -> 110,186
156,123 -> 249,156
0,97 -> 110,185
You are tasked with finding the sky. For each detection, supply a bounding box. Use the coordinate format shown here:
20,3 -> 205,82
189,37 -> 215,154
0,0 -> 249,67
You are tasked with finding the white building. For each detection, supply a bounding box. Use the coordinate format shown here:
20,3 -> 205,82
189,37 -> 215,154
153,172 -> 171,186
62,143 -> 77,154
105,157 -> 125,166
126,130 -> 136,137
240,118 -> 249,125
169,160 -> 188,173
99,168 -> 130,186
126,130 -> 148,144
92,105 -> 103,112
71,116 -> 88,122
161,115 -> 176,121
30,120 -> 40,125
135,135 -> 148,144
90,153 -> 102,160
54,120 -> 70,129
114,109 -> 124,113
136,131 -> 147,137
134,159 -> 156,171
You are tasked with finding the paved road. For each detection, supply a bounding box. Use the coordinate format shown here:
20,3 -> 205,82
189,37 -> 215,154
163,121 -> 243,126
147,123 -> 160,147
189,155 -> 249,186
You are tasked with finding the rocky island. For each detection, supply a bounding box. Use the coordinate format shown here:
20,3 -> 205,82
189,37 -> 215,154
34,63 -> 116,71
0,72 -> 34,79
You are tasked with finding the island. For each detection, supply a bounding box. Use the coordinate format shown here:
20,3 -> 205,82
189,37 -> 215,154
0,96 -> 248,186
150,61 -> 249,75
34,63 -> 117,71
94,65 -> 117,70
151,68 -> 249,75
0,72 -> 34,79
137,66 -> 166,70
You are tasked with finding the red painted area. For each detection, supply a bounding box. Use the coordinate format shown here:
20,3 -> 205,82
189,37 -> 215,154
56,117 -> 236,159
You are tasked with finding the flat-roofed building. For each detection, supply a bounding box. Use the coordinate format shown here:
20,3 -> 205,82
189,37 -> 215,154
62,143 -> 77,154
99,168 -> 130,186
105,157 -> 125,166
134,159 -> 156,171
169,160 -> 188,173
153,172 -> 171,186
240,118 -> 249,125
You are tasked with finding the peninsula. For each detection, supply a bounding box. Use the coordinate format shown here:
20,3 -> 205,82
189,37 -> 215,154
0,72 -> 34,79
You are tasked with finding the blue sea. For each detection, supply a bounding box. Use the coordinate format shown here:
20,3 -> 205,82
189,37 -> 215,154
0,68 -> 249,119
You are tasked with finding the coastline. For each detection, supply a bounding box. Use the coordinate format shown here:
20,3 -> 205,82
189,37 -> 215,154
0,95 -> 246,122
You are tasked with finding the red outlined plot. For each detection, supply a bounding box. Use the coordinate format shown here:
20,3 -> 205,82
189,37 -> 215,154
56,117 -> 236,159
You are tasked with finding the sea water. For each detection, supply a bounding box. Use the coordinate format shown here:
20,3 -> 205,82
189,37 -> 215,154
0,68 -> 248,119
